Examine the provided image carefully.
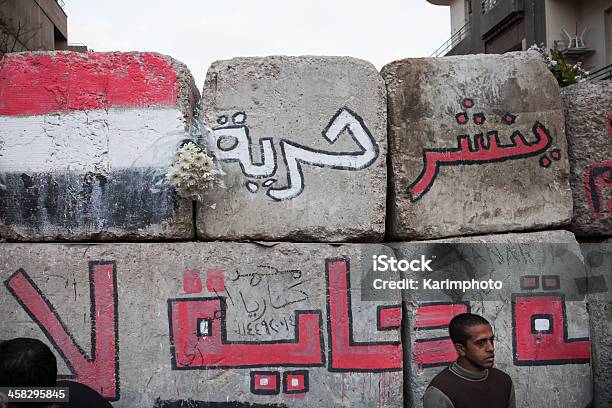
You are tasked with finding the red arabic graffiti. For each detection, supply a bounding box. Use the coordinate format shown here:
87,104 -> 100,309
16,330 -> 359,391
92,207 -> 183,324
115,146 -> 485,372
168,297 -> 324,368
168,257 -> 402,375
3,262 -> 119,400
407,99 -> 554,202
326,258 -> 402,372
512,293 -> 590,365
413,302 -> 469,368
583,115 -> 612,217
584,161 -> 612,217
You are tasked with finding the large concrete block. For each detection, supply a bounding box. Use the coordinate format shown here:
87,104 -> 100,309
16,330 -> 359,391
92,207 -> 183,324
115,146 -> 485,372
381,52 -> 572,239
562,81 -> 612,236
394,230 -> 592,408
580,240 -> 612,408
0,51 -> 199,241
0,243 -> 402,407
198,56 -> 387,241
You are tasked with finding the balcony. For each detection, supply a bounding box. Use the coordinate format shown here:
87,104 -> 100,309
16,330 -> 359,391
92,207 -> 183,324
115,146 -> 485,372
589,64 -> 612,81
430,21 -> 471,57
481,0 -> 524,38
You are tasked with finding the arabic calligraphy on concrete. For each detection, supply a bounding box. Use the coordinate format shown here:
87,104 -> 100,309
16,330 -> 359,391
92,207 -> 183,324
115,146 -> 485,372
209,107 -> 379,201
407,98 -> 558,202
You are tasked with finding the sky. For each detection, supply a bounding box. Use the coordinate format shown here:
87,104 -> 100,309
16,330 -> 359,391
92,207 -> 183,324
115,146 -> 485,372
65,0 -> 451,91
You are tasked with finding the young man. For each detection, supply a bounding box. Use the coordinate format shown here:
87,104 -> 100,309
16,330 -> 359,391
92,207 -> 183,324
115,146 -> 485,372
0,337 -> 112,408
423,313 -> 515,408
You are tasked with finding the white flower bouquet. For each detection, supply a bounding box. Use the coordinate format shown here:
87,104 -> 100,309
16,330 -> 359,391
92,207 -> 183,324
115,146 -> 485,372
167,141 -> 224,201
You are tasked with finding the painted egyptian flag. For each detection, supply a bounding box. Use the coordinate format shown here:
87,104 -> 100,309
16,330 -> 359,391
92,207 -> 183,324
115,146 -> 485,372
0,52 -> 198,240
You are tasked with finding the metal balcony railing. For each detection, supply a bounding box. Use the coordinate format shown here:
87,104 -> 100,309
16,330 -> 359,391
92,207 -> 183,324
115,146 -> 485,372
430,21 -> 471,57
588,63 -> 612,81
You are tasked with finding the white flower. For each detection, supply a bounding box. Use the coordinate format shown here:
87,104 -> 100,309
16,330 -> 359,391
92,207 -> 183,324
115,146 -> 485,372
167,141 -> 223,202
193,153 -> 206,164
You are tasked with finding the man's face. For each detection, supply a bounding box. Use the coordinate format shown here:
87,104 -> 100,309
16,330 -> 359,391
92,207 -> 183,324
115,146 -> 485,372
456,323 -> 495,370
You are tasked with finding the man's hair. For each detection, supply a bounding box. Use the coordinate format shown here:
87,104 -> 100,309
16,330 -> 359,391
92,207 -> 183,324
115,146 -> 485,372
449,313 -> 491,345
0,338 -> 57,387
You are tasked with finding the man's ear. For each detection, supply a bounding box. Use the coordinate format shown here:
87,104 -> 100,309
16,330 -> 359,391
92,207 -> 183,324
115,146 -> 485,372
453,342 -> 466,357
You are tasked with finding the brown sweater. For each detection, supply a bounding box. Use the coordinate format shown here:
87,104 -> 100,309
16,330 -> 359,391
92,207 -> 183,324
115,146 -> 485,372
423,362 -> 515,408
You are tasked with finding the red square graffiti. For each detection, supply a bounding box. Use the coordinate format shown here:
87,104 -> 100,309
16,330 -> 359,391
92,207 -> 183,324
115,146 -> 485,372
250,371 -> 280,395
206,268 -> 225,293
542,275 -> 560,290
377,305 -> 402,330
283,370 -> 308,394
520,275 -> 539,290
182,269 -> 202,294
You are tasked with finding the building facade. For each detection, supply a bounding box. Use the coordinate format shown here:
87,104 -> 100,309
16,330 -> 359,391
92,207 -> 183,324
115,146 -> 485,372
428,0 -> 612,74
0,0 -> 67,54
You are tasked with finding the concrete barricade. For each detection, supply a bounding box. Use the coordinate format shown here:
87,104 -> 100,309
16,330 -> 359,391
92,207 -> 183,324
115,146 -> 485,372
394,230 -> 592,408
0,51 -> 199,241
0,242 -> 402,407
198,56 -> 387,242
381,52 -> 572,239
562,81 -> 612,236
580,240 -> 612,408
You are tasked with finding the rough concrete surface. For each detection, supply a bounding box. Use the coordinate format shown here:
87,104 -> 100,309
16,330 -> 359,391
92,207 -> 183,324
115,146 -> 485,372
381,52 -> 572,240
395,230 -> 592,408
561,81 -> 612,236
0,243 -> 402,407
0,51 -> 199,241
198,56 -> 387,242
580,240 -> 612,408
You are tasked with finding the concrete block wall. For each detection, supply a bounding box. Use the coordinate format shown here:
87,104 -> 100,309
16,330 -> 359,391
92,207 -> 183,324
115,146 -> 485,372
400,230 -> 592,408
381,52 -> 572,240
0,50 -> 610,407
0,243 -> 403,407
198,56 -> 387,242
561,81 -> 612,236
0,51 -> 198,241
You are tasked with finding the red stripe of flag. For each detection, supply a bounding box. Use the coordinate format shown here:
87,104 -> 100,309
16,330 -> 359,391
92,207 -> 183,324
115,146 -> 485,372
0,52 -> 178,116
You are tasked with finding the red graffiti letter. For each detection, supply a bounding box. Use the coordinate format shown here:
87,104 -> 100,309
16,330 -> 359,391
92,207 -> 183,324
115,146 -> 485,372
413,302 -> 469,368
584,161 -> 612,217
4,262 -> 119,400
326,258 -> 402,372
168,297 -> 324,368
513,294 -> 590,365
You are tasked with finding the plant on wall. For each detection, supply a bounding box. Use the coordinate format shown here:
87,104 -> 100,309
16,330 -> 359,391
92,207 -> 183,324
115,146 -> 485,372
529,44 -> 589,87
